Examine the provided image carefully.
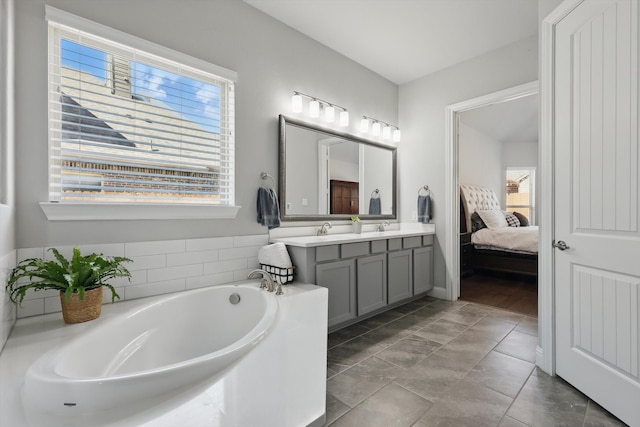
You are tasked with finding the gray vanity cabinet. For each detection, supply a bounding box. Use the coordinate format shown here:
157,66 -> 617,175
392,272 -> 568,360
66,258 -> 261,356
387,249 -> 413,304
315,260 -> 356,327
356,254 -> 387,316
413,246 -> 434,294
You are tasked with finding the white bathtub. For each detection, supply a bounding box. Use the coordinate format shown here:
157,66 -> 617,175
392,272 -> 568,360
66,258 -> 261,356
19,282 -> 322,426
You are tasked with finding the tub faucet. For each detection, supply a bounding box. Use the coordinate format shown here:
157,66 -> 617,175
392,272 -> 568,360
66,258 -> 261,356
377,220 -> 390,231
247,269 -> 275,292
317,221 -> 332,236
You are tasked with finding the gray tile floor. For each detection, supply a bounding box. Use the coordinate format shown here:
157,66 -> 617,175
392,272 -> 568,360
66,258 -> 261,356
325,297 -> 627,427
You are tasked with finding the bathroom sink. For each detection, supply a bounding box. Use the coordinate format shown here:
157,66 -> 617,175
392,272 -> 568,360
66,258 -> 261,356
271,226 -> 435,247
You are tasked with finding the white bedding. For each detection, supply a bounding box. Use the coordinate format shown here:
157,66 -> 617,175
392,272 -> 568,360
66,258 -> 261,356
472,226 -> 539,254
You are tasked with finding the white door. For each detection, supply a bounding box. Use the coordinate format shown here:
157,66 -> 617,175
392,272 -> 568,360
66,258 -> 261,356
554,0 -> 640,425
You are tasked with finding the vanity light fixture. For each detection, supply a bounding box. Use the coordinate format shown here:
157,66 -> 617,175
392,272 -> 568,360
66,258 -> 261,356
361,115 -> 401,142
290,91 -> 349,126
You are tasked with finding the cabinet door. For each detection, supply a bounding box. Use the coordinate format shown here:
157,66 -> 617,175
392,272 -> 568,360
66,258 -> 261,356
387,249 -> 413,304
357,254 -> 387,316
316,259 -> 356,327
413,246 -> 433,295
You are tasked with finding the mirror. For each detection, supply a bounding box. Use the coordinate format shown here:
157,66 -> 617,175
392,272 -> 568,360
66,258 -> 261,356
279,115 -> 397,221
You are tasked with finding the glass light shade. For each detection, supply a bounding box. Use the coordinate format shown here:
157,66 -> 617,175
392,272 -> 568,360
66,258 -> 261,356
372,121 -> 381,136
309,100 -> 320,118
382,125 -> 391,139
360,117 -> 369,132
392,129 -> 401,142
339,110 -> 349,126
325,105 -> 335,122
291,93 -> 303,113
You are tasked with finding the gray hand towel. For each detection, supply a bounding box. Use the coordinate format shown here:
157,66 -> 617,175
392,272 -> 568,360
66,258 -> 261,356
369,197 -> 381,215
417,195 -> 431,223
257,187 -> 281,229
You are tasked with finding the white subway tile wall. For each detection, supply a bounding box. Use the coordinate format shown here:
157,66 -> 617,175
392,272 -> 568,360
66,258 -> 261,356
0,251 -> 17,351
14,235 -> 270,319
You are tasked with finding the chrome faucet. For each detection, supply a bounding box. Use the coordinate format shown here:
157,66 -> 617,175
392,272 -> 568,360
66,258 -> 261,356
317,221 -> 332,236
377,220 -> 390,231
247,269 -> 275,292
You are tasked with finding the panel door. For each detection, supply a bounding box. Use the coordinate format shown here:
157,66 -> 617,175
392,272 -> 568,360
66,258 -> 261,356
413,246 -> 434,295
388,249 -> 413,304
357,254 -> 387,316
316,260 -> 356,327
554,1 -> 640,424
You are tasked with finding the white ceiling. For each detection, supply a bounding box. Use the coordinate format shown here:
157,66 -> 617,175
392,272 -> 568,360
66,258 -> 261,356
243,0 -> 539,85
460,93 -> 539,142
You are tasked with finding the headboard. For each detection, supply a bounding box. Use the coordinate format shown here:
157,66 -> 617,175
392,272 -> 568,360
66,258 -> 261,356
460,184 -> 501,233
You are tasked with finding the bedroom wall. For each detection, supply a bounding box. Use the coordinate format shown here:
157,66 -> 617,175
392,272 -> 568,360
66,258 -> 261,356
398,35 -> 538,292
458,120 -> 504,206
13,0 -> 398,249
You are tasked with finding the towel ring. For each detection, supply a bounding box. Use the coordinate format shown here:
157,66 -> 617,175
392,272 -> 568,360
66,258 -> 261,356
260,172 -> 275,188
370,189 -> 380,198
418,185 -> 431,196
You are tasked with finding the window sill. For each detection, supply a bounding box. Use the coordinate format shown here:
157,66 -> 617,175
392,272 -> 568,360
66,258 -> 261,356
40,202 -> 241,221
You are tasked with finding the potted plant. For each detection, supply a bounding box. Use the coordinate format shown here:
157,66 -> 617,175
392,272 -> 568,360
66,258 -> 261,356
351,216 -> 362,234
6,248 -> 132,324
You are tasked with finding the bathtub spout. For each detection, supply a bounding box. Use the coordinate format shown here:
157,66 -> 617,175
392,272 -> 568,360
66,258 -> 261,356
247,269 -> 275,292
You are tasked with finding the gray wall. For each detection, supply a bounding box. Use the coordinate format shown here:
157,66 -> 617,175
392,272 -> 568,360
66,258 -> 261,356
458,120 -> 504,206
398,35 -> 538,289
14,0 -> 398,248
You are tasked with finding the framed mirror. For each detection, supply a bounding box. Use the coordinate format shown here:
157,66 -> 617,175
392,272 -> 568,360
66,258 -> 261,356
279,115 -> 397,221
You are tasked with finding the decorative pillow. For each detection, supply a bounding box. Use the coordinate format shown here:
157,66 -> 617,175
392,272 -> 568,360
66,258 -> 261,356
475,209 -> 509,229
470,212 -> 487,232
504,212 -> 520,227
513,212 -> 530,226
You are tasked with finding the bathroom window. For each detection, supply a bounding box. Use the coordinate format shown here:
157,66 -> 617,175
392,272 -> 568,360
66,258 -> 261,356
505,168 -> 535,225
46,8 -> 236,209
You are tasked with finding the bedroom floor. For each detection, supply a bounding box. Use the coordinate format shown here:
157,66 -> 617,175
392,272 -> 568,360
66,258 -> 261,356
460,272 -> 537,317
324,297 -> 625,426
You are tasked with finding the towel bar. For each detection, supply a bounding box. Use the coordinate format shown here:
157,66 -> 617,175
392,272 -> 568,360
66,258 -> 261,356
418,185 -> 431,196
260,172 -> 275,188
370,189 -> 380,198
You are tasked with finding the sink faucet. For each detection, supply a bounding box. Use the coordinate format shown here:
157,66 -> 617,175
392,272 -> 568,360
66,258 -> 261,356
247,269 -> 275,292
317,221 -> 332,236
377,220 -> 390,231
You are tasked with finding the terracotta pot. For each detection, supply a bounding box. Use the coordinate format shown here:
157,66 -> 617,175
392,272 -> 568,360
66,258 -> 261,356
60,287 -> 103,324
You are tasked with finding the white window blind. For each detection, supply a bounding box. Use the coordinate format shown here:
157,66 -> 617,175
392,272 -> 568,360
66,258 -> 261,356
47,9 -> 236,206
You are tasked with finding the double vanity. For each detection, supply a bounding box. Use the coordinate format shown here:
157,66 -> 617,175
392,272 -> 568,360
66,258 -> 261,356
271,227 -> 435,332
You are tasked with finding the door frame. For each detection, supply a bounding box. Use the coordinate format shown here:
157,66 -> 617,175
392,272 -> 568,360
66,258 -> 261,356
443,81 -> 544,364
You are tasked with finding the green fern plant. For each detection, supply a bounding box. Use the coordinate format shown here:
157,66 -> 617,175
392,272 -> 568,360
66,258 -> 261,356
6,248 -> 132,305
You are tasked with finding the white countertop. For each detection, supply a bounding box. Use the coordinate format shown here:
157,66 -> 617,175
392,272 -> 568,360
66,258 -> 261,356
270,225 -> 435,248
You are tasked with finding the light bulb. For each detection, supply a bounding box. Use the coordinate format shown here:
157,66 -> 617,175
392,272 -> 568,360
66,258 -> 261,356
309,100 -> 320,118
291,93 -> 303,113
325,105 -> 335,122
392,129 -> 401,142
360,117 -> 369,132
339,111 -> 349,126
372,121 -> 381,136
382,125 -> 391,139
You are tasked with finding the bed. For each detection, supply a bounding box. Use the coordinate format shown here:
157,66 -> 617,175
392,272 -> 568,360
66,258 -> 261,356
460,184 -> 538,277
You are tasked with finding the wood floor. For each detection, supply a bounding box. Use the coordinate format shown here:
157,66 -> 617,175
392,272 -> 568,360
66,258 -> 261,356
460,272 -> 538,317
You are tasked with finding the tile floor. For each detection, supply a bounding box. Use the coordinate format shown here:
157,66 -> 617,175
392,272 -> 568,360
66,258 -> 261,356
325,297 -> 627,427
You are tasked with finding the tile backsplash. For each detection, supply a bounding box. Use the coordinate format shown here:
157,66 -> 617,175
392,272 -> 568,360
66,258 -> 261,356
14,234 -> 269,319
0,250 -> 17,351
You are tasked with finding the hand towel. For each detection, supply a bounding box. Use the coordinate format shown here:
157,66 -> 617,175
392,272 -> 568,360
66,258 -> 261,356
369,197 -> 382,215
417,195 -> 432,223
257,187 -> 281,229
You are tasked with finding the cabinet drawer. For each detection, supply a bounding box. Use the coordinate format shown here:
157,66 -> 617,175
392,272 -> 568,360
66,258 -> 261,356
316,245 -> 339,262
403,236 -> 422,249
371,239 -> 387,253
388,238 -> 402,251
422,235 -> 434,246
341,242 -> 370,258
